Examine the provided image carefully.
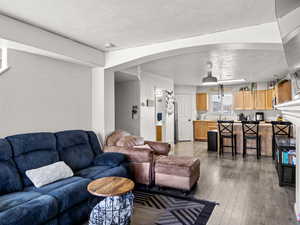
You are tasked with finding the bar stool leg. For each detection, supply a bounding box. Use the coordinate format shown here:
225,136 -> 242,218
231,136 -> 234,157
272,136 -> 275,160
259,137 -> 262,158
256,136 -> 258,159
234,135 -> 237,156
243,138 -> 246,158
221,137 -> 223,155
219,137 -> 222,156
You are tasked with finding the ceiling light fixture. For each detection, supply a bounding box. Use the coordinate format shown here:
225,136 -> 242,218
201,78 -> 247,86
202,61 -> 218,84
218,78 -> 247,84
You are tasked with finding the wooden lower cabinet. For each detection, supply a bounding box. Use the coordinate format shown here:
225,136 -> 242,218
194,121 -> 217,141
194,121 -> 206,141
156,125 -> 162,141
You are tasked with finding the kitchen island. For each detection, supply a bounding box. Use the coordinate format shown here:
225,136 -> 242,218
221,122 -> 273,156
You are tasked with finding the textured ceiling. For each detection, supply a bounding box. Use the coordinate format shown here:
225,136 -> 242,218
125,48 -> 288,85
0,0 -> 276,50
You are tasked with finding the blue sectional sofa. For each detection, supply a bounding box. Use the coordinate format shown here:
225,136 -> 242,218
0,130 -> 131,225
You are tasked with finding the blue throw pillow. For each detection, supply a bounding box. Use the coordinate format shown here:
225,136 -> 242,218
93,153 -> 127,167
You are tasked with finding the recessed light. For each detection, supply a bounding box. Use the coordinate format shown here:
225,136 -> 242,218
104,43 -> 116,48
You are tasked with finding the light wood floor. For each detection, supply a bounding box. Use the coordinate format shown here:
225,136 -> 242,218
172,141 -> 297,225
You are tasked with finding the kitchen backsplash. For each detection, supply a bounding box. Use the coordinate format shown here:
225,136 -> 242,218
197,110 -> 279,121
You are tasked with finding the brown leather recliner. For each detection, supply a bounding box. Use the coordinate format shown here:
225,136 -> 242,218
104,130 -> 170,185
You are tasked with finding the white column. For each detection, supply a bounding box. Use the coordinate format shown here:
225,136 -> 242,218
92,67 -> 105,139
92,68 -> 115,143
104,70 -> 115,135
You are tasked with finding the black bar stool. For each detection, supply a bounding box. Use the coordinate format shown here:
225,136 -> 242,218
217,120 -> 237,157
271,121 -> 292,160
242,121 -> 261,159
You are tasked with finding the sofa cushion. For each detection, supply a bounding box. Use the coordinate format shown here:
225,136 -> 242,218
44,219 -> 58,225
87,131 -> 102,155
0,191 -> 58,225
7,132 -> 59,187
76,164 -> 130,180
0,139 -> 23,194
93,152 -> 127,167
56,130 -> 95,171
58,200 -> 92,225
25,176 -> 91,213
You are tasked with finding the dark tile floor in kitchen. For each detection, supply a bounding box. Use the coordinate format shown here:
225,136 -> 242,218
172,141 -> 297,225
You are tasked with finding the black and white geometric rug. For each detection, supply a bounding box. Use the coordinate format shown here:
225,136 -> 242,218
132,191 -> 217,225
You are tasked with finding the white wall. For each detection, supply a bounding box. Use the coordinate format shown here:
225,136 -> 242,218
115,80 -> 140,135
0,49 -> 92,137
140,72 -> 174,143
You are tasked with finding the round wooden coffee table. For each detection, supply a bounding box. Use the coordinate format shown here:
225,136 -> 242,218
87,177 -> 135,225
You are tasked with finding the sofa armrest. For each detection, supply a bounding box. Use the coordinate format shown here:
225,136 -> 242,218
104,146 -> 153,163
144,141 -> 171,156
93,152 -> 127,167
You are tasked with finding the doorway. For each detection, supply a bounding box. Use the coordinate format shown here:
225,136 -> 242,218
176,94 -> 194,141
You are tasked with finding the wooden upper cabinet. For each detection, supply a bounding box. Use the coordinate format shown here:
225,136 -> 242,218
235,90 -> 275,110
255,90 -> 266,110
275,80 -> 292,104
243,91 -> 254,110
265,89 -> 274,110
196,93 -> 208,111
234,92 -> 244,110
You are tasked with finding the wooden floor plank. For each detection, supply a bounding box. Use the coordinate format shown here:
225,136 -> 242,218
172,142 -> 298,225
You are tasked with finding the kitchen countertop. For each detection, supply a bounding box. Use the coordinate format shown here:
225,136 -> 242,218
194,120 -> 272,126
193,120 -> 216,122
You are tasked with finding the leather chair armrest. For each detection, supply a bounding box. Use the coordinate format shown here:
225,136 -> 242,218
144,141 -> 171,156
104,146 -> 153,163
